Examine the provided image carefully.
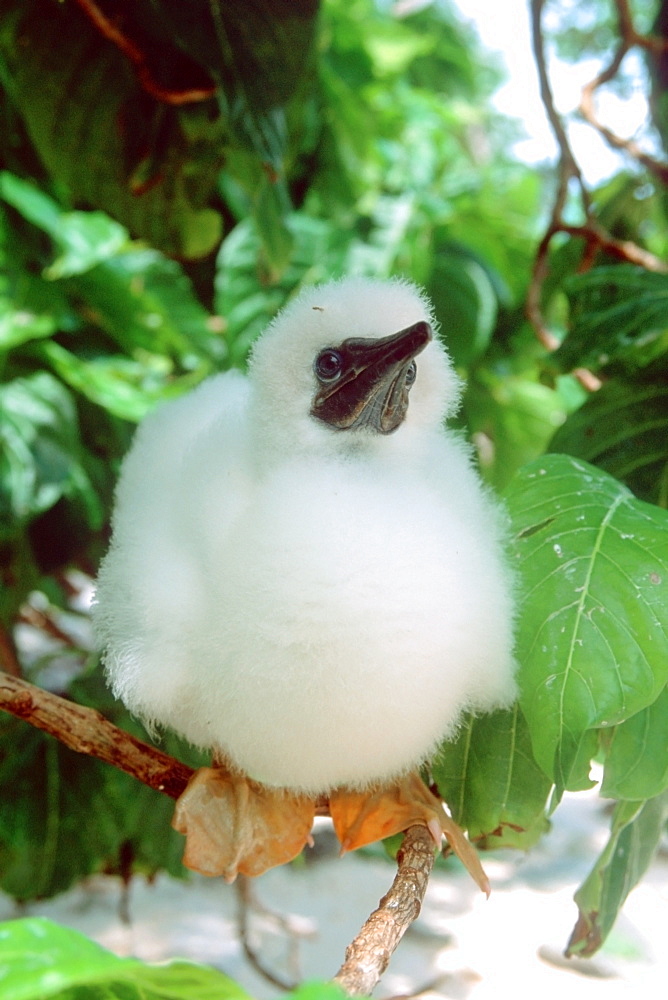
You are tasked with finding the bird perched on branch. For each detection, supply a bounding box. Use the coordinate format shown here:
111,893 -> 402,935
93,277 -> 516,884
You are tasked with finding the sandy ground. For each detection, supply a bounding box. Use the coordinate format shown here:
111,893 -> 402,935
3,786 -> 668,999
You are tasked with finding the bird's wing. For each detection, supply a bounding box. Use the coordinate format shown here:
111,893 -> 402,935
93,371 -> 252,719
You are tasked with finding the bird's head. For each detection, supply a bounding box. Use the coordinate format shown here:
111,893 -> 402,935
247,277 -> 461,458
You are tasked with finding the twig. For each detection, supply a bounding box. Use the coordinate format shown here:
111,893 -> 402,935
0,625 -> 22,677
0,671 -> 451,994
526,0 -> 668,349
18,602 -> 79,649
0,671 -> 193,799
236,874 -> 316,990
333,825 -> 436,996
578,0 -> 668,187
72,0 -> 217,105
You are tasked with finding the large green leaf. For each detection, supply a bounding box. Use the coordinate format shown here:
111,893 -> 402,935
548,376 -> 668,506
601,686 -> 668,800
554,266 -> 668,373
431,705 -> 551,849
0,918 -> 250,1000
0,310 -> 56,351
506,454 -> 668,792
0,719 -> 124,901
0,667 -> 202,901
566,794 -> 668,957
141,0 -> 318,168
0,0 -> 319,256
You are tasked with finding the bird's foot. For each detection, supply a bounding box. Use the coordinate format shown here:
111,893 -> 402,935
172,767 -> 315,882
329,771 -> 490,896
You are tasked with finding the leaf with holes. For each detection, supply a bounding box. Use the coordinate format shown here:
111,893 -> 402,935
505,454 -> 668,793
566,794 -> 668,958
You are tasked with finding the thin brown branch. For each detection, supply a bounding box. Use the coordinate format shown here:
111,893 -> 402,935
333,825 -> 436,996
559,224 -> 668,272
578,0 -> 668,187
530,0 -> 583,187
72,0 -> 217,105
0,672 -> 452,994
0,625 -> 22,677
615,0 -> 668,56
0,671 -> 193,799
526,0 -> 668,351
18,603 -> 78,648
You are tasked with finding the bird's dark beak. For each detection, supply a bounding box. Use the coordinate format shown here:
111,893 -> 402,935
311,321 -> 432,434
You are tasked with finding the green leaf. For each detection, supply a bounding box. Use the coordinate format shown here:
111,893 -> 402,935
0,171 -> 127,278
428,246 -> 497,367
464,372 -> 567,489
548,376 -> 668,506
0,372 -> 101,531
601,686 -> 668,799
215,215 -> 349,366
250,177 -> 294,275
0,3 -> 224,259
284,984 -> 347,1000
65,249 -> 222,364
0,720 -> 122,901
566,794 -> 668,957
0,715 -> 188,901
431,705 -> 551,849
148,0 -> 318,167
0,918 -> 250,1000
38,342 -> 199,423
0,308 -> 56,350
554,266 -> 668,373
506,454 -> 668,792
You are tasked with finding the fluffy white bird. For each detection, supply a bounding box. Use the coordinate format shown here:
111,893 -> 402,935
93,276 -> 516,881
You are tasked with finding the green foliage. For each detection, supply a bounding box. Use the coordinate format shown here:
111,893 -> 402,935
0,0 -> 667,980
0,918 -> 345,1000
0,668 -> 205,901
506,455 -> 668,793
432,705 -> 552,850
554,266 -> 668,374
0,918 -> 253,1000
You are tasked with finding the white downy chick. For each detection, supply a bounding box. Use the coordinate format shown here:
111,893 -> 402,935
93,276 -> 516,797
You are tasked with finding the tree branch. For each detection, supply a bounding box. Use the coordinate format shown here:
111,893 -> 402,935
578,0 -> 668,187
0,671 -> 193,799
526,0 -> 668,350
0,670 -> 445,992
333,825 -> 436,996
0,626 -> 22,678
72,0 -> 217,106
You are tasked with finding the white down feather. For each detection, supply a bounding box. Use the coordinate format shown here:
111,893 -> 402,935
93,277 -> 517,794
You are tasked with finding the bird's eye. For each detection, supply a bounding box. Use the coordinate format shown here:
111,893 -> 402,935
315,349 -> 343,382
405,361 -> 417,387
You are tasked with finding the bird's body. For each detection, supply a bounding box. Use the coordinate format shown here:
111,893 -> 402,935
94,277 -> 516,876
